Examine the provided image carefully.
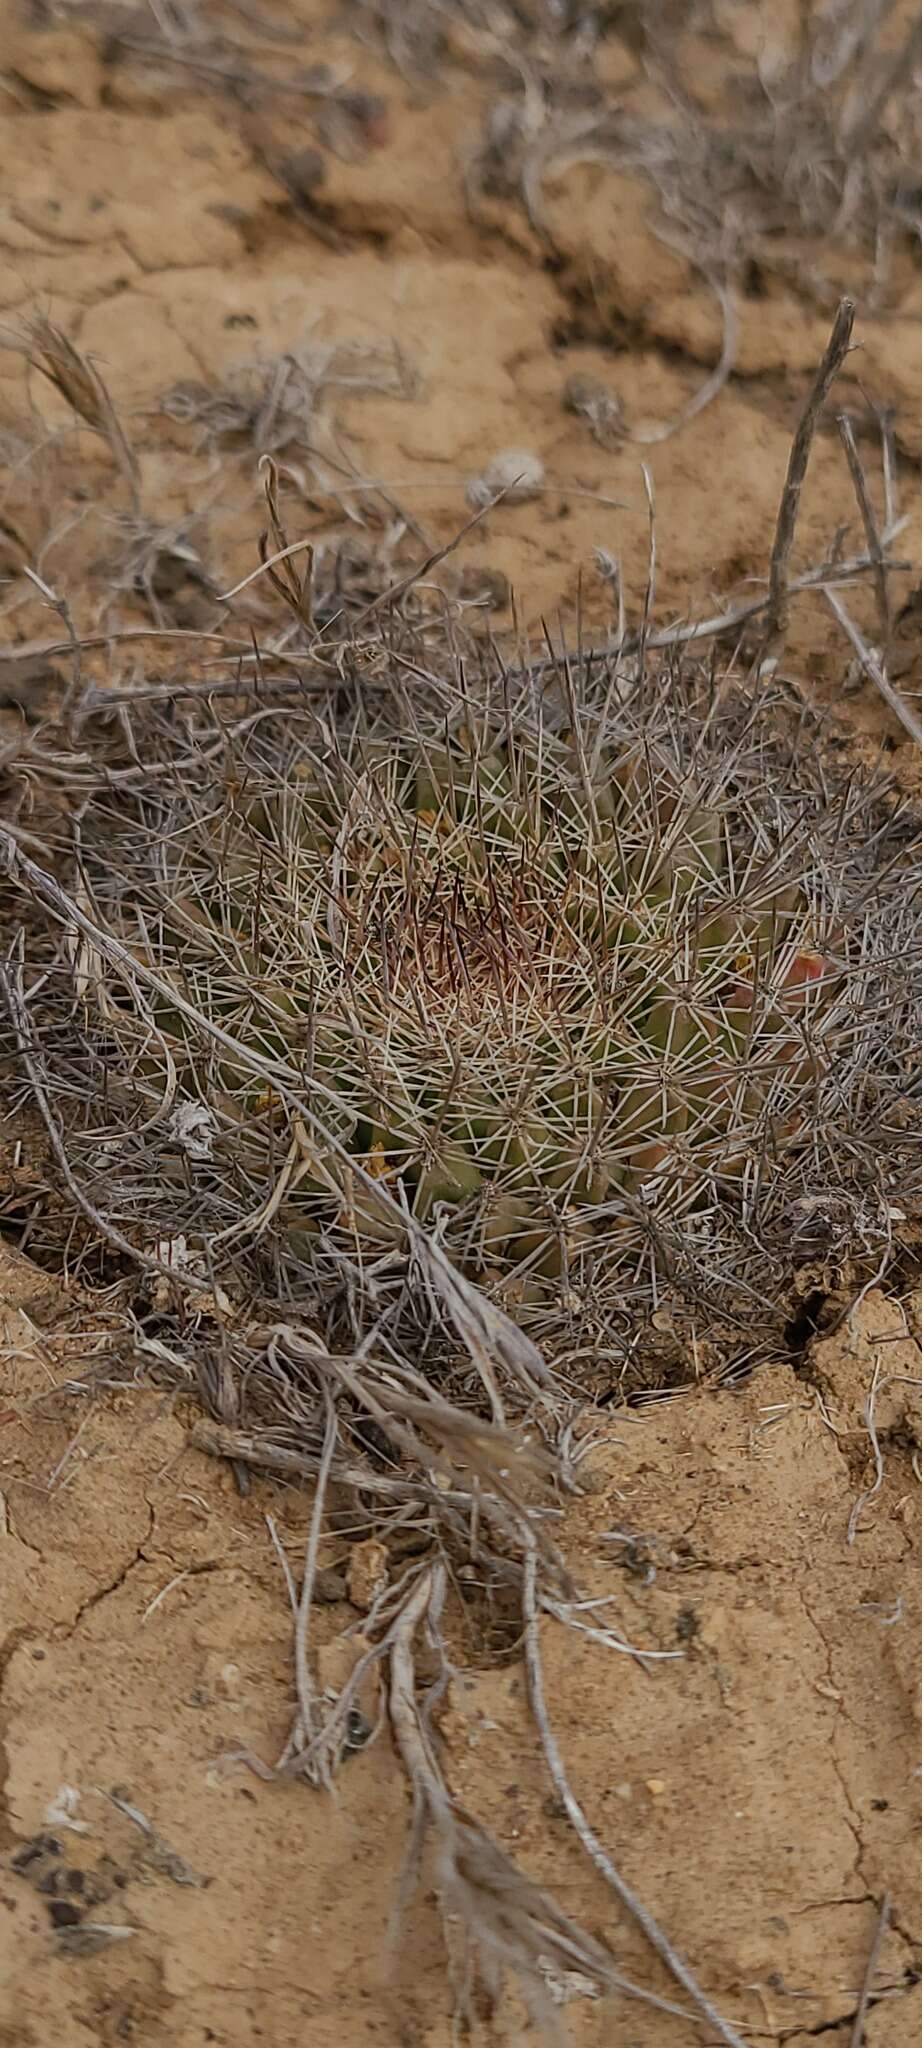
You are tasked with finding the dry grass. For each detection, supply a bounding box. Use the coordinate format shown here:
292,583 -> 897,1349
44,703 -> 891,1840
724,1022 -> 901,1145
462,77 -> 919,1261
463,0 -> 922,283
157,338 -> 417,463
9,315 -> 142,513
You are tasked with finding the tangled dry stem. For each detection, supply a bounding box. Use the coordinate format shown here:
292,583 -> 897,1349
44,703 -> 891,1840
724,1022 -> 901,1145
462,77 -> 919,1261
462,0 -> 922,281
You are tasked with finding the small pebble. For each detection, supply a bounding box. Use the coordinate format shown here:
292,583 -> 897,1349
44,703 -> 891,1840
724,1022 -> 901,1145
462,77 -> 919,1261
562,372 -> 623,441
48,1899 -> 83,1928
11,1835 -> 62,1871
347,1537 -> 389,1612
278,147 -> 327,200
342,1708 -> 372,1758
313,1566 -> 348,1605
457,565 -> 510,611
467,450 -> 545,508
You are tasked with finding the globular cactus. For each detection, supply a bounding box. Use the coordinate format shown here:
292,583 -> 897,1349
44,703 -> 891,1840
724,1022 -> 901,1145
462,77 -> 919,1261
45,669 -> 918,1359
227,726 -> 821,1290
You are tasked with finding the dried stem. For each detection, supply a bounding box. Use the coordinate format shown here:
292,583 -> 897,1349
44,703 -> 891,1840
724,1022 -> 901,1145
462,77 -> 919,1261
849,1891 -> 891,2047
765,298 -> 855,646
276,1387 -> 338,1777
825,587 -> 922,747
522,1554 -> 749,2048
836,412 -> 891,644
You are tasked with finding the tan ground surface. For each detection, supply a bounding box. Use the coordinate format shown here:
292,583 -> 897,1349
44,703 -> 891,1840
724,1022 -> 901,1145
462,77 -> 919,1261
3,1247 -> 922,2046
2,3 -> 922,2043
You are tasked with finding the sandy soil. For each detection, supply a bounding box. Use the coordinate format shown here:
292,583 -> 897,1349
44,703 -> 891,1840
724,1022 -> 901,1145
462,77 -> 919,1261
2,2 -> 922,772
3,1244 -> 922,2046
2,2 -> 922,2042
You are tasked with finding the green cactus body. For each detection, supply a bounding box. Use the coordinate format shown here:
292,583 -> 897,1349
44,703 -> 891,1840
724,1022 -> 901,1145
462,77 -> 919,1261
62,670 -> 918,1355
137,719 -> 837,1298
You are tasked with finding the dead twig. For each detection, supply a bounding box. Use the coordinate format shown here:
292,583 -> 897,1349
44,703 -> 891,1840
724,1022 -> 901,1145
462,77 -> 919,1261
849,1891 -> 891,2047
847,1370 -> 922,1543
256,456 -> 314,634
836,412 -> 891,645
387,1567 -> 699,2035
825,587 -> 922,747
522,1553 -> 750,2048
275,1387 -> 338,1778
765,298 -> 855,647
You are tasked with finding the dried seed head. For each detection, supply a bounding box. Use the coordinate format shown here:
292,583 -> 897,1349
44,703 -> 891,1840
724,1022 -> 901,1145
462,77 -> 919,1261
20,315 -> 140,505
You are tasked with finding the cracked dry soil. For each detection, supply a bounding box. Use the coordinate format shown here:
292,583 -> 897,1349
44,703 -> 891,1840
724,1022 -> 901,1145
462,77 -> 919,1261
3,1256 -> 922,2046
3,1 -> 922,2043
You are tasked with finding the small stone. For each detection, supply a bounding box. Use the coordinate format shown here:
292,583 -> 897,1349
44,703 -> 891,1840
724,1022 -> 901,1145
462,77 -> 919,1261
645,1778 -> 667,1798
48,1899 -> 83,1928
467,450 -> 545,508
347,1538 -> 389,1613
278,147 -> 327,200
313,1567 -> 348,1605
342,1708 -> 372,1757
676,1605 -> 699,1642
562,372 -> 622,442
12,1835 -> 62,1872
457,565 -> 510,611
55,1921 -> 135,1956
